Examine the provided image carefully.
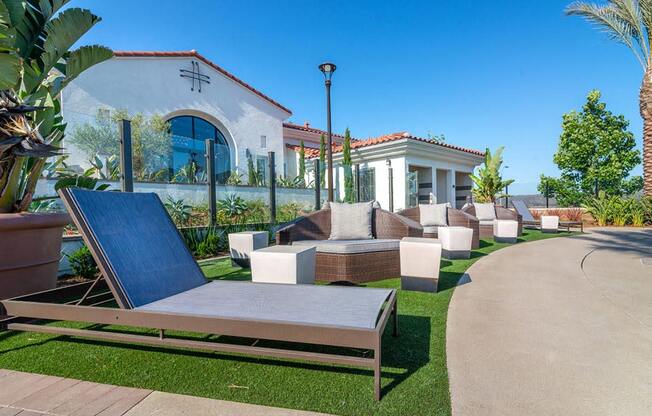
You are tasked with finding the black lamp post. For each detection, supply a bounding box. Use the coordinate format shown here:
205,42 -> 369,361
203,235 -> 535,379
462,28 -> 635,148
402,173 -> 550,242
319,62 -> 336,202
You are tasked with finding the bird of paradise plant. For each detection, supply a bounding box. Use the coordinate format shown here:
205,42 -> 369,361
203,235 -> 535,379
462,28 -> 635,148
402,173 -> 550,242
0,0 -> 112,212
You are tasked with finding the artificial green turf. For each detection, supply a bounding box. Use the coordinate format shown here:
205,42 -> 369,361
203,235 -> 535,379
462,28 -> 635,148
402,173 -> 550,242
0,229 -> 571,415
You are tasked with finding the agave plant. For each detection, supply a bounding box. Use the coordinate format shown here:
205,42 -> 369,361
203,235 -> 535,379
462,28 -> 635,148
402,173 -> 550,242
164,196 -> 192,226
217,193 -> 248,223
0,0 -> 112,212
469,146 -> 514,203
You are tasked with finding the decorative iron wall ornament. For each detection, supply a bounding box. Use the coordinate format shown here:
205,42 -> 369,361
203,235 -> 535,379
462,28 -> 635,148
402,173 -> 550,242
180,60 -> 210,92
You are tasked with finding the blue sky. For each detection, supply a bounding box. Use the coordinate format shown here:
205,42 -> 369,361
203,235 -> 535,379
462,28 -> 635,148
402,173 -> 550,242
72,0 -> 644,194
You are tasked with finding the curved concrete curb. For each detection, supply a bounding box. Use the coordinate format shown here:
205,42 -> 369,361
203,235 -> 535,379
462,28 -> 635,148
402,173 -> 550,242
446,229 -> 652,416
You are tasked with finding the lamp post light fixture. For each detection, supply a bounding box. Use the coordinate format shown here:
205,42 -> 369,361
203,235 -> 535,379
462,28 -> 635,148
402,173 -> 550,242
319,62 -> 336,201
386,159 -> 394,212
503,165 -> 510,208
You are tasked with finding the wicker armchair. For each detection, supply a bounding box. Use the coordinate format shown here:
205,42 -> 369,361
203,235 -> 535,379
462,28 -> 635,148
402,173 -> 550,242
276,208 -> 422,283
397,206 -> 480,249
461,204 -> 523,239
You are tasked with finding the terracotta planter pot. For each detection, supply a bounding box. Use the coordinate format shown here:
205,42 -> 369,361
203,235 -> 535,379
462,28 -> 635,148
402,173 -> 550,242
0,212 -> 70,300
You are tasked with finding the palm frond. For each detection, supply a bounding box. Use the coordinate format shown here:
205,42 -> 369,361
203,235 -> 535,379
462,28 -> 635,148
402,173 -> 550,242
639,0 -> 652,54
566,1 -> 647,69
611,0 -> 650,62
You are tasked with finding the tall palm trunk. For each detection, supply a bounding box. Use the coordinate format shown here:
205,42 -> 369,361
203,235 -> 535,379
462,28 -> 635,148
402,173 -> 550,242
640,68 -> 652,196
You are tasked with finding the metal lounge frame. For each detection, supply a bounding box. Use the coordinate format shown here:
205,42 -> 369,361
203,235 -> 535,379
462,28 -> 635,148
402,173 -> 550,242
511,200 -> 584,233
0,189 -> 399,401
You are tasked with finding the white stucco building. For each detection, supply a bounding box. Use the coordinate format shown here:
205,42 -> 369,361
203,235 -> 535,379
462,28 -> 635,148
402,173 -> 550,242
60,50 -> 484,210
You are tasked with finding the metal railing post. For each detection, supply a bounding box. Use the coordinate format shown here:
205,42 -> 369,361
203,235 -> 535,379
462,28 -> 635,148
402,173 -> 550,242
313,159 -> 321,211
119,119 -> 133,192
355,164 -> 361,202
205,139 -> 217,226
268,151 -> 276,224
388,165 -> 394,212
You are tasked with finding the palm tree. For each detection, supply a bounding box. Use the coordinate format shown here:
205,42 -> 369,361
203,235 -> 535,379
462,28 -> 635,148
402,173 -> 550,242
566,0 -> 652,195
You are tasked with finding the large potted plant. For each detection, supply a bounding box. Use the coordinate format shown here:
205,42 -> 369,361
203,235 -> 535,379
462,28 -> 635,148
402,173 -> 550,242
0,0 -> 112,299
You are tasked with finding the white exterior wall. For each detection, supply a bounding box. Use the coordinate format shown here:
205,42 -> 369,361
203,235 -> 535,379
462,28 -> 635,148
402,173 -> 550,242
326,140 -> 483,211
61,56 -> 290,179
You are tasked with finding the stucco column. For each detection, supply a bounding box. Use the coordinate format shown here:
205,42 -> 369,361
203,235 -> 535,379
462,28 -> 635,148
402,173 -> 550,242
431,167 -> 437,203
445,169 -> 455,206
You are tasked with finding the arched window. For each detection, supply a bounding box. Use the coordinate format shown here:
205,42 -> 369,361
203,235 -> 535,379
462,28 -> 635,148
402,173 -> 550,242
168,115 -> 231,183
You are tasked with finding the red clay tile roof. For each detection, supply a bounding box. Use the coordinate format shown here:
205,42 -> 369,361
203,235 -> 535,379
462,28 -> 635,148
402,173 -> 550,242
290,131 -> 484,158
283,122 -> 345,139
113,50 -> 292,115
285,143 -> 321,158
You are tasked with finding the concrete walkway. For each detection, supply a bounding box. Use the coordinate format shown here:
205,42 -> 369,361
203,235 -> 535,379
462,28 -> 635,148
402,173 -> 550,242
447,228 -> 652,416
0,369 -> 328,416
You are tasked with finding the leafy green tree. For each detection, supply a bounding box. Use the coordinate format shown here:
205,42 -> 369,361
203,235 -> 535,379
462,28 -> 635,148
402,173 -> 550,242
470,146 -> 514,203
298,140 -> 306,187
342,128 -> 354,202
537,174 -> 584,207
247,154 -> 257,186
70,109 -> 171,180
319,133 -> 326,188
540,90 -> 641,206
566,0 -> 652,196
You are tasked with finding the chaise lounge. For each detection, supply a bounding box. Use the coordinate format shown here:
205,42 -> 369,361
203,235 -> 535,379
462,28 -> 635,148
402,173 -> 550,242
397,205 -> 480,249
1,189 -> 398,400
461,202 -> 523,239
276,204 -> 422,283
511,200 -> 583,232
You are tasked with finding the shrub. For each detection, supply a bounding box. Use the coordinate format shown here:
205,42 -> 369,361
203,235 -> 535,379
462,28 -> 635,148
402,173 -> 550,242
66,246 -> 98,280
278,202 -> 306,223
582,193 -> 611,226
180,227 -> 227,258
627,198 -> 647,227
217,194 -> 248,224
226,170 -> 243,185
165,196 -> 192,226
245,199 -> 268,223
609,198 -> 629,227
563,208 -> 584,222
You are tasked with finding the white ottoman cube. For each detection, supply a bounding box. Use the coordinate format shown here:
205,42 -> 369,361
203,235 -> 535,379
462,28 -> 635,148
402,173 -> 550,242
400,237 -> 442,292
493,220 -> 518,243
541,215 -> 559,233
250,245 -> 316,284
437,226 -> 473,259
228,231 -> 268,267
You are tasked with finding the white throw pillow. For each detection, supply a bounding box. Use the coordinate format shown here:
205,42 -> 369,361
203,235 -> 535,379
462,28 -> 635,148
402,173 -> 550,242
329,201 -> 374,240
419,203 -> 450,227
474,203 -> 496,221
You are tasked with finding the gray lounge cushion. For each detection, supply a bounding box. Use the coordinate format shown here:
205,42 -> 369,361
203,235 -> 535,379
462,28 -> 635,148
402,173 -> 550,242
474,203 -> 496,221
329,201 -> 373,240
293,239 -> 399,254
137,280 -> 392,330
419,203 -> 451,227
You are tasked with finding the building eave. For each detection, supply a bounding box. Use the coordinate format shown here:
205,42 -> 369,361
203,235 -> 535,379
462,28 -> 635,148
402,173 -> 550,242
113,50 -> 292,116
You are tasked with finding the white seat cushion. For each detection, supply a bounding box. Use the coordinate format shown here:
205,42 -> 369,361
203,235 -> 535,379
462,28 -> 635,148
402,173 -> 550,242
293,239 -> 399,254
479,220 -> 495,226
474,203 -> 497,221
